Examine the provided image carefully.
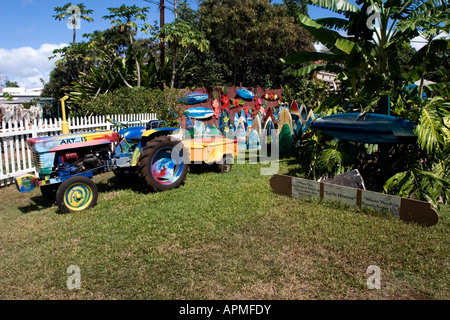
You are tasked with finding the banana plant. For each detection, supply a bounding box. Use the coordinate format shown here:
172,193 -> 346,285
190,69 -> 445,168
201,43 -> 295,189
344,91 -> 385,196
281,0 -> 449,113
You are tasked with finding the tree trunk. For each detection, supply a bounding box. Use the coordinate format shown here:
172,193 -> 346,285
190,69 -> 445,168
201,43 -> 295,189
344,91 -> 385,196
129,32 -> 141,87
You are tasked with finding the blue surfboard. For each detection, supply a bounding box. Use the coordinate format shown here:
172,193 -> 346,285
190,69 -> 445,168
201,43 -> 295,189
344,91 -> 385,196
185,116 -> 194,138
184,107 -> 214,120
236,123 -> 247,151
248,129 -> 261,150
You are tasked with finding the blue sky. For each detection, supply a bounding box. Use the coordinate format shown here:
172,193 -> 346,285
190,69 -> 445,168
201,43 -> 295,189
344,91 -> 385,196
0,0 -> 422,89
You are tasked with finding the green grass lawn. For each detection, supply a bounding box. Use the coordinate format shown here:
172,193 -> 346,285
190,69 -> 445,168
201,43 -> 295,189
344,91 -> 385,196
0,159 -> 448,300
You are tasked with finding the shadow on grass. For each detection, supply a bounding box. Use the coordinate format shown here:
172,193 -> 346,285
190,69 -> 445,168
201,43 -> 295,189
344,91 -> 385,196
96,175 -> 150,195
18,196 -> 55,214
188,163 -> 220,175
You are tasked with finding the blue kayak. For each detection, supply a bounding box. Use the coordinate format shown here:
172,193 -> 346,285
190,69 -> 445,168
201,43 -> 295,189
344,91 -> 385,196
310,113 -> 416,144
237,89 -> 255,100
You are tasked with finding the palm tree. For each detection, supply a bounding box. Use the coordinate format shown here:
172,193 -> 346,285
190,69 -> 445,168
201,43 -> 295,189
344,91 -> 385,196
103,5 -> 151,87
53,3 -> 94,43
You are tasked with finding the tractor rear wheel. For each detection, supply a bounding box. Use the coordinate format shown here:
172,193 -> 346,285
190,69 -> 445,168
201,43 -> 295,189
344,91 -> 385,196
137,136 -> 188,192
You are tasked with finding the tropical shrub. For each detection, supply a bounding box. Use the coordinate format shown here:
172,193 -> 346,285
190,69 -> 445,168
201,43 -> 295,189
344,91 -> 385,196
77,87 -> 183,126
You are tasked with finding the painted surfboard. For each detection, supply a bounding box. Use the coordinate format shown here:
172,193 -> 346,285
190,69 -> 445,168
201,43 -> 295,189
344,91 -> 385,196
251,113 -> 261,135
184,107 -> 214,119
299,104 -> 308,124
248,129 -> 261,150
200,122 -> 206,135
278,107 -> 293,134
292,116 -> 302,138
234,113 -> 239,131
240,109 -> 248,131
210,125 -> 220,136
194,120 -> 203,136
235,123 -> 247,151
263,117 -> 276,146
279,123 -> 293,154
290,100 -> 299,116
178,92 -> 209,105
185,116 -> 194,138
206,124 -> 211,134
237,88 -> 255,100
219,109 -> 231,136
265,107 -> 275,123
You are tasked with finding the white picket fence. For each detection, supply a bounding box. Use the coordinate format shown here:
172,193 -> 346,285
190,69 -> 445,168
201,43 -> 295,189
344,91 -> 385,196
0,113 -> 157,187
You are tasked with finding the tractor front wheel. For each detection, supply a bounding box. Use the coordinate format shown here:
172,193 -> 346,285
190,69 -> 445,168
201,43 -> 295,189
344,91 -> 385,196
137,136 -> 188,192
56,176 -> 98,213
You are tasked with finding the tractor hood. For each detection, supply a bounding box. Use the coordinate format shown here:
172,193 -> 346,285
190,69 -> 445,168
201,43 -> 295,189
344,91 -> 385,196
27,130 -> 120,153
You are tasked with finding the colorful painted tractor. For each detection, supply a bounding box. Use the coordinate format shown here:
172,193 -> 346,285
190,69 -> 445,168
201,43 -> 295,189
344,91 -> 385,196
14,118 -> 238,213
14,119 -> 188,213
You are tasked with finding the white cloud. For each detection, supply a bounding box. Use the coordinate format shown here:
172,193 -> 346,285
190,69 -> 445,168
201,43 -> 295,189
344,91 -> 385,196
0,43 -> 67,88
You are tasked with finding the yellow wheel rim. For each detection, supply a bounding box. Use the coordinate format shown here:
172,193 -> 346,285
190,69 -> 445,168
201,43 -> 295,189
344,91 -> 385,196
64,183 -> 93,212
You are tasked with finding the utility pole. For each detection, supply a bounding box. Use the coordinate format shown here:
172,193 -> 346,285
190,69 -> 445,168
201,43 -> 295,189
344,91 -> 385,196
174,0 -> 177,20
143,0 -> 166,88
160,0 -> 166,77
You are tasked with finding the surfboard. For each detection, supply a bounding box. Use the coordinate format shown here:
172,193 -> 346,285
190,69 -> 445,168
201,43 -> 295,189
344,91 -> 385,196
247,109 -> 253,131
299,104 -> 308,124
292,116 -> 302,138
248,129 -> 261,150
206,124 -> 211,134
240,109 -> 248,131
178,92 -> 209,105
185,116 -> 194,138
210,125 -> 220,136
251,114 -> 261,135
184,107 -> 214,119
194,120 -> 202,136
263,117 -> 276,146
290,101 -> 299,116
278,107 -> 293,134
279,123 -> 293,154
234,113 -> 239,131
235,123 -> 247,151
219,109 -> 231,136
237,88 -> 255,100
265,107 -> 275,123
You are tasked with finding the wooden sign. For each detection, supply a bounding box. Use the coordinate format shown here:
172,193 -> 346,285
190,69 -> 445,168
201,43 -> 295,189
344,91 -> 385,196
270,174 -> 439,226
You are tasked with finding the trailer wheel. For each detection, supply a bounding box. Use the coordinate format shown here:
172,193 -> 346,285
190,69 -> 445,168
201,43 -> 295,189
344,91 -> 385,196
218,155 -> 233,173
138,136 -> 188,192
56,176 -> 98,213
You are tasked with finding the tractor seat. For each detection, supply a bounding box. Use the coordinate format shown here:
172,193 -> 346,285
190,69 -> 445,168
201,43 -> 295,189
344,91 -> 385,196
146,120 -> 167,130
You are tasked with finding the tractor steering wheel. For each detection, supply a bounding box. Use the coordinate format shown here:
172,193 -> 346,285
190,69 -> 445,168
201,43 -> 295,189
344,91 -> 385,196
106,118 -> 128,130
